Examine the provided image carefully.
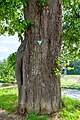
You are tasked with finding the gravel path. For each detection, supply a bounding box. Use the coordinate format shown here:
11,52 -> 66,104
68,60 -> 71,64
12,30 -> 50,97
62,88 -> 80,100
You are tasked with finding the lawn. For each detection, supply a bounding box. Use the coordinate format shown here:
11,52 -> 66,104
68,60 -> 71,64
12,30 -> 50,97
0,89 -> 48,119
61,75 -> 80,89
60,97 -> 80,120
0,89 -> 18,113
0,88 -> 80,120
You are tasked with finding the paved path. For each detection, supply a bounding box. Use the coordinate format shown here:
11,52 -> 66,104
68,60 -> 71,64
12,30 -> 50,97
61,88 -> 80,100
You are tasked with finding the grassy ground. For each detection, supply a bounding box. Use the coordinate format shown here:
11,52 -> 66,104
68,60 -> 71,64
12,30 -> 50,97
0,89 -> 49,119
24,112 -> 48,120
0,89 -> 18,114
61,75 -> 80,89
0,75 -> 80,119
60,97 -> 80,120
0,88 -> 80,120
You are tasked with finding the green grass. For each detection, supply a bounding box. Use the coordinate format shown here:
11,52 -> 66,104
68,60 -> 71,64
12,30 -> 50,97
61,75 -> 80,89
24,112 -> 48,120
0,88 -> 80,120
0,89 -> 18,113
60,97 -> 80,120
62,85 -> 80,89
0,89 -> 48,119
61,81 -> 80,89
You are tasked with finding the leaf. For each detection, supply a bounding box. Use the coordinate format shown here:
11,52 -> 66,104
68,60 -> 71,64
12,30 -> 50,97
67,67 -> 74,70
6,0 -> 10,2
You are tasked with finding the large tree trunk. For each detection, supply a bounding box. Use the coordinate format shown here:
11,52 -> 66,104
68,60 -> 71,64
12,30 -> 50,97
16,0 -> 62,114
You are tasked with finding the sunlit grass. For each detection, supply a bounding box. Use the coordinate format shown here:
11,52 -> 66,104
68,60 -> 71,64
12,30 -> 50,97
61,81 -> 80,89
0,89 -> 18,113
0,89 -> 48,119
60,97 -> 80,120
0,88 -> 80,120
61,75 -> 80,89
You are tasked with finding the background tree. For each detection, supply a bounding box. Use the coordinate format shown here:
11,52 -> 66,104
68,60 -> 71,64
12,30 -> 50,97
7,52 -> 16,68
67,60 -> 80,75
62,0 -> 80,60
0,54 -> 16,83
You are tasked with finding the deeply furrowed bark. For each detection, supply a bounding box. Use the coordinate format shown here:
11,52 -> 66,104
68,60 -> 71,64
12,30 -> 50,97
16,0 -> 62,114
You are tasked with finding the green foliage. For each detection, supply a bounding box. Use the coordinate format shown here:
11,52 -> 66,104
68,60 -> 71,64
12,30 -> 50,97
13,19 -> 33,37
60,97 -> 80,120
25,112 -> 38,120
0,89 -> 18,113
39,0 -> 47,8
0,1 -> 23,35
62,0 -> 80,60
24,112 -> 48,120
67,67 -> 74,71
0,0 -> 33,41
56,57 -> 61,66
0,52 -> 16,83
7,52 -> 16,68
54,68 -> 61,76
0,0 -> 79,58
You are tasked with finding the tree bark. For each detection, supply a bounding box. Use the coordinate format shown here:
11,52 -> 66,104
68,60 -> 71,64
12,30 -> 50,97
16,0 -> 62,114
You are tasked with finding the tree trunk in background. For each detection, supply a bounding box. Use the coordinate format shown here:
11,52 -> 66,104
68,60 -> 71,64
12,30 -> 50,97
16,0 -> 62,114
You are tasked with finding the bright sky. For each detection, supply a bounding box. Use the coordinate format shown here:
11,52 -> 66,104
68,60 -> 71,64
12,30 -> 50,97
0,33 -> 20,61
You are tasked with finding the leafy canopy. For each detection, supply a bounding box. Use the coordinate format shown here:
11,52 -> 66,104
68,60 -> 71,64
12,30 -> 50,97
0,0 -> 80,59
62,0 -> 80,60
0,58 -> 15,83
